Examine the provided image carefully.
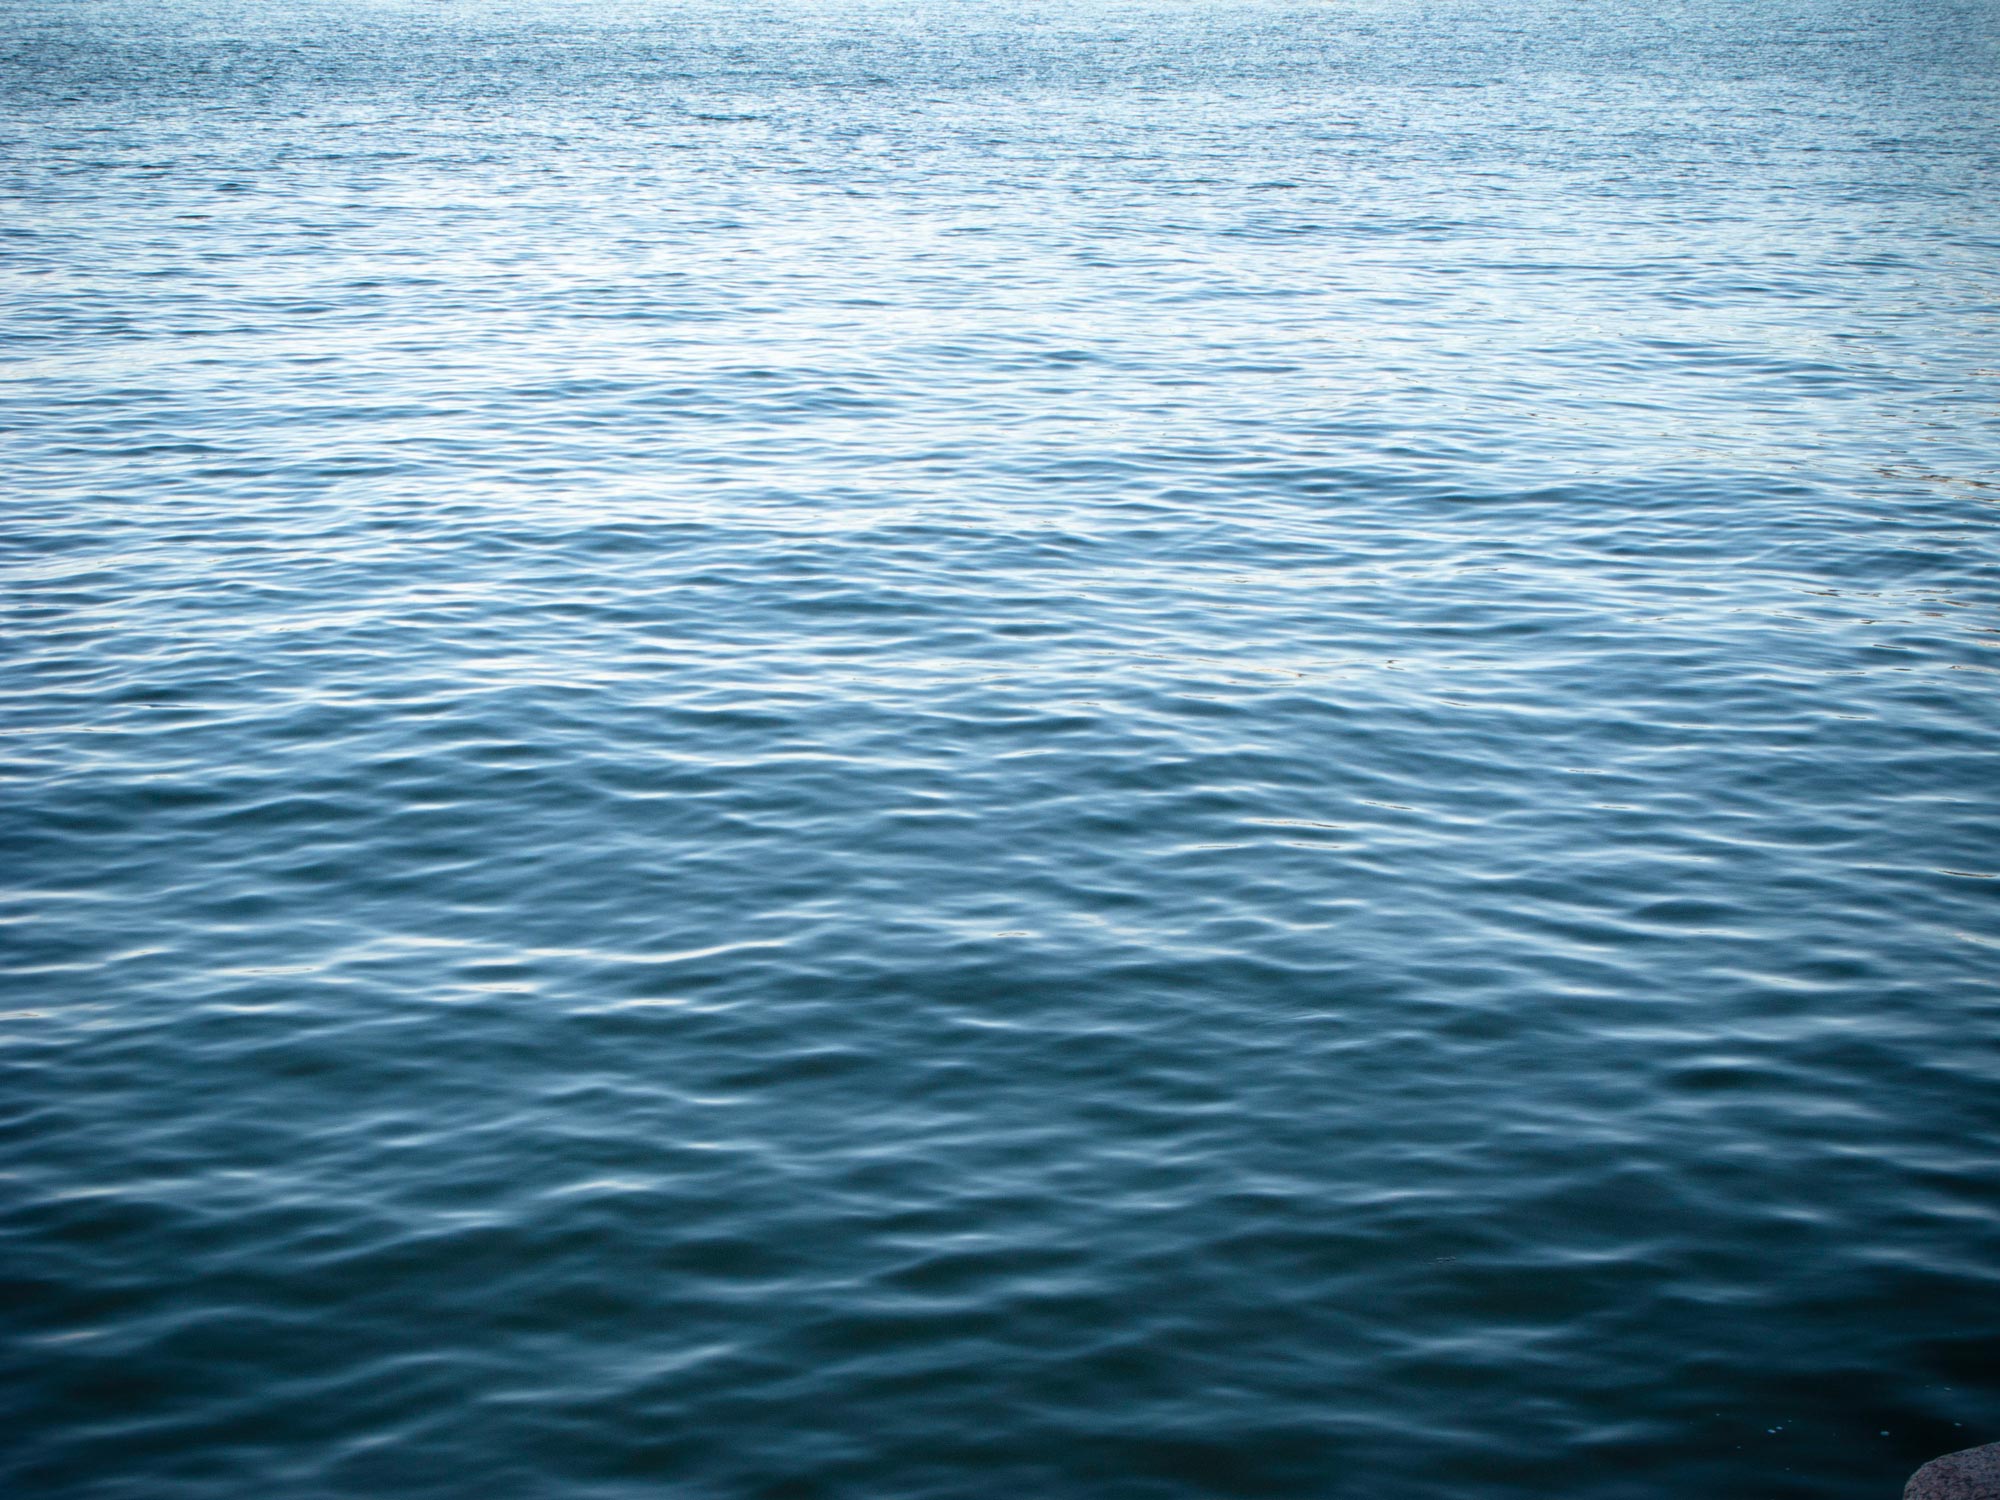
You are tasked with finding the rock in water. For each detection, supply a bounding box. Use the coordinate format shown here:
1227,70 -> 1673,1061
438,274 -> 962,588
1907,1443 -> 2000,1500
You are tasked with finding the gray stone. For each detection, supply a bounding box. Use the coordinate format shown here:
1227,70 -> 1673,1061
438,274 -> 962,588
1907,1443 -> 2000,1500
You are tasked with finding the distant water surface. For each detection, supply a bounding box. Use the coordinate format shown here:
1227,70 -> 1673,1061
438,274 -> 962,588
3,0 -> 1998,1496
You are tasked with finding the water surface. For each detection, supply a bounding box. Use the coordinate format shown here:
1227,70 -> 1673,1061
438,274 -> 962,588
4,1 -> 1999,1496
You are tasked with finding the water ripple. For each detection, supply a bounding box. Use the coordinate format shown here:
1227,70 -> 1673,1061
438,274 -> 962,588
4,0 -> 1999,1496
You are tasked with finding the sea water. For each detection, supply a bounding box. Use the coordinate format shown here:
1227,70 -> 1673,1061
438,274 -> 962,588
3,0 -> 1998,1495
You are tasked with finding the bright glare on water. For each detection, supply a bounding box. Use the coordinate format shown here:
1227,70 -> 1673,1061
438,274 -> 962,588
3,0 -> 1998,1495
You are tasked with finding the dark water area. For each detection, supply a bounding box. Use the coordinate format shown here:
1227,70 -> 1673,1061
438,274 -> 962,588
4,0 -> 1999,1495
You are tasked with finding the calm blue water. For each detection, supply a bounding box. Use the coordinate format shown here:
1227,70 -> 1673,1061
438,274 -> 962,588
4,0 -> 1999,1495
